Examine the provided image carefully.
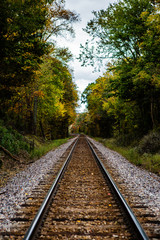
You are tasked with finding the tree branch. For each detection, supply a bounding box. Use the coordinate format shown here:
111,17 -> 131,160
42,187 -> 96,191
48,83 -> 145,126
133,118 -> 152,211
0,145 -> 22,163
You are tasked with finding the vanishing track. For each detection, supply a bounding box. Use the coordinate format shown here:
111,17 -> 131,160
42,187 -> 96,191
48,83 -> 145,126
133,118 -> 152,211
24,135 -> 148,240
1,135 -> 151,239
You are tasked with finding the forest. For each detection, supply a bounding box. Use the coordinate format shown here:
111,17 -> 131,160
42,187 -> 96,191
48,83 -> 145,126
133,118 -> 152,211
71,0 -> 160,173
0,0 -> 79,140
73,0 -> 160,141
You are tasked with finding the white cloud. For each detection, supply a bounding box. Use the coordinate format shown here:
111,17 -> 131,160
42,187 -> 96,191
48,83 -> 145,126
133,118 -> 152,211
76,78 -> 94,93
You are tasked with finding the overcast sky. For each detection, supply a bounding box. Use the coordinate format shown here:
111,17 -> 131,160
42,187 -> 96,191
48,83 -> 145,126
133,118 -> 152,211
57,0 -> 116,112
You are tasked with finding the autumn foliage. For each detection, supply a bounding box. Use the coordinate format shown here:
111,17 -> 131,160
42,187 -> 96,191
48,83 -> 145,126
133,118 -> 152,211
77,0 -> 160,145
0,0 -> 78,139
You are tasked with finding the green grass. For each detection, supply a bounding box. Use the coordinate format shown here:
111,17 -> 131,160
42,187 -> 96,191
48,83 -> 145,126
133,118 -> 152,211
94,137 -> 160,175
30,138 -> 69,159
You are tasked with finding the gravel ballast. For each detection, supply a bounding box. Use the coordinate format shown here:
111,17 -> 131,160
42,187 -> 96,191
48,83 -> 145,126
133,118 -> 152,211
0,135 -> 160,234
0,137 -> 77,231
88,137 -> 160,218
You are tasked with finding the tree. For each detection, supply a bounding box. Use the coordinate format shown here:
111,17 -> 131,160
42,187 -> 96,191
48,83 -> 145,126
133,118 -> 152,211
0,0 -> 79,137
6,54 -> 78,138
79,0 -> 155,67
70,112 -> 91,134
0,0 -> 79,103
0,0 -> 48,88
81,74 -> 115,137
79,0 -> 160,141
44,0 -> 79,41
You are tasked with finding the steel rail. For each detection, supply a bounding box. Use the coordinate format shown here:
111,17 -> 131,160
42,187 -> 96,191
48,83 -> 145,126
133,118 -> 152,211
23,136 -> 79,240
86,137 -> 149,240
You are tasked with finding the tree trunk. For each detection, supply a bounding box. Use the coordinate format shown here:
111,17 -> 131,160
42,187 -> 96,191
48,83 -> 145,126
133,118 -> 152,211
40,120 -> 46,140
33,95 -> 38,135
151,97 -> 155,129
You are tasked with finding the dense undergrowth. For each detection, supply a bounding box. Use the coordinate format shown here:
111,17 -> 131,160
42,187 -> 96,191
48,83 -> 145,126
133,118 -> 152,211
95,132 -> 160,175
0,121 -> 69,168
0,121 -> 30,155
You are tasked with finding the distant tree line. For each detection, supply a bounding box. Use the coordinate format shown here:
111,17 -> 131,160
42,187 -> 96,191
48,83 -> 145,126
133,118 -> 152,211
73,0 -> 160,144
0,0 -> 79,139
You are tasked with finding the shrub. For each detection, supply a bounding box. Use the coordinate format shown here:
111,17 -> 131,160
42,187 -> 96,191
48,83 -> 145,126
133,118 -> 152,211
115,133 -> 140,147
138,131 -> 160,154
0,123 -> 30,154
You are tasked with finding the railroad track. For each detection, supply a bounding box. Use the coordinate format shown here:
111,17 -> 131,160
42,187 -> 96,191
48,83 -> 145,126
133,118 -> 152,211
1,135 -> 154,239
20,134 -> 148,240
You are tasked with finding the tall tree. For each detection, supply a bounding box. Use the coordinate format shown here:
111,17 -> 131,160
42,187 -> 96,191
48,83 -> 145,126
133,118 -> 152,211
0,0 -> 48,88
0,0 -> 79,135
79,0 -> 160,140
81,74 -> 115,137
79,0 -> 155,67
44,0 -> 79,41
0,0 -> 79,99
